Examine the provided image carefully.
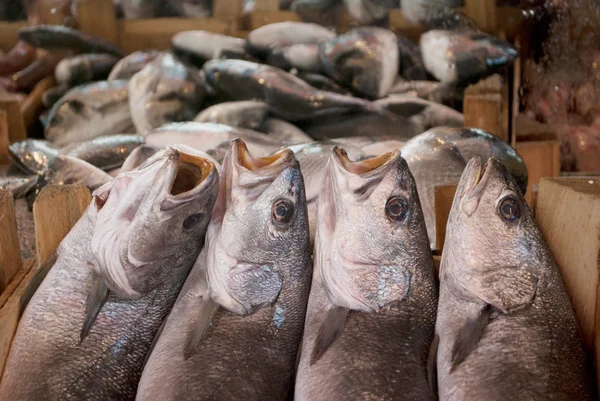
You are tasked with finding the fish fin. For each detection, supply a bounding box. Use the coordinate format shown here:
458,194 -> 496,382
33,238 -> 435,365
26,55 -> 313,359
427,333 -> 440,397
182,298 -> 219,360
80,274 -> 110,342
450,304 -> 492,372
310,306 -> 348,365
19,252 -> 58,315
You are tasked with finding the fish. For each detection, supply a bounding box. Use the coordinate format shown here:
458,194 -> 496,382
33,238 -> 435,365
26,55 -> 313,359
18,25 -> 124,57
120,144 -> 160,173
203,59 -> 387,121
0,41 -> 36,76
295,146 -> 437,400
136,139 -> 312,401
45,80 -> 134,147
290,0 -> 345,28
401,0 -> 463,27
268,43 -> 322,73
194,100 -> 270,130
42,84 -> 70,108
260,118 -> 313,144
0,148 -> 219,401
37,155 -> 114,193
388,79 -> 463,108
107,50 -> 163,80
397,34 -> 428,80
295,72 -> 352,95
120,0 -> 168,18
420,30 -> 519,85
319,27 -> 398,98
10,49 -> 70,90
62,134 -> 145,171
129,53 -> 205,134
246,21 -> 335,56
0,175 -> 37,198
170,0 -> 211,17
55,53 -> 121,87
361,138 -> 407,156
401,131 -> 466,250
380,94 -> 464,128
171,31 -> 246,68
8,139 -> 59,175
434,157 -> 595,400
342,0 -> 399,24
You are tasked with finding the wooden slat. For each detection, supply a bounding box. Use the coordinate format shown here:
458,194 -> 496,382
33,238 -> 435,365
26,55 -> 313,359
511,54 -> 521,148
0,22 -> 27,53
213,0 -> 244,18
464,93 -> 506,141
0,190 -> 22,293
254,0 -> 280,11
0,96 -> 26,143
515,140 -> 561,205
464,0 -> 497,33
535,177 -> 600,387
77,0 -> 120,46
33,185 -> 91,267
20,76 -> 56,129
434,185 -> 458,253
388,10 -> 427,43
0,111 -> 9,164
497,6 -> 522,40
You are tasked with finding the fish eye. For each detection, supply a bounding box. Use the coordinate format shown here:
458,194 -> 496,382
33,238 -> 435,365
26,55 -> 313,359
497,196 -> 521,223
183,213 -> 204,230
272,198 -> 294,226
68,100 -> 85,114
385,196 -> 409,222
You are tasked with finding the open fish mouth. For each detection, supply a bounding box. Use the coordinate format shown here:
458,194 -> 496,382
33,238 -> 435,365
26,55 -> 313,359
232,138 -> 296,172
332,146 -> 399,175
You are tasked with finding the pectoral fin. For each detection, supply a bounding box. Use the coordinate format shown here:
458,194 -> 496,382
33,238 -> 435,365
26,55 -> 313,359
450,304 -> 493,372
310,306 -> 348,365
182,297 -> 219,360
80,274 -> 110,342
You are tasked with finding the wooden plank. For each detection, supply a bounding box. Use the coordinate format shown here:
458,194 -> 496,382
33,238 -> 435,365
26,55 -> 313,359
497,6 -> 522,40
388,10 -> 427,43
535,177 -> 600,386
515,140 -> 561,205
0,111 -> 9,164
33,185 -> 91,267
463,93 -> 506,141
465,74 -> 503,95
77,0 -> 119,46
213,0 -> 243,18
434,185 -> 457,254
254,0 -> 280,11
20,76 -> 56,129
0,190 -> 22,293
511,54 -> 521,148
248,11 -> 301,30
118,18 -> 231,53
464,0 -> 497,33
0,96 -> 26,143
0,22 -> 27,53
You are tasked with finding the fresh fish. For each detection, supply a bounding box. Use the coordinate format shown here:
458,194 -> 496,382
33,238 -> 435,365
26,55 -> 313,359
38,155 -> 113,192
10,49 -> 70,90
329,136 -> 406,156
172,31 -> 246,68
401,132 -> 466,250
45,80 -> 134,147
296,72 -> 351,95
361,138 -> 406,156
246,22 -> 335,56
0,175 -> 37,198
291,0 -> 345,28
260,118 -> 313,144
319,27 -> 398,98
420,30 -> 518,85
129,53 -> 205,134
55,53 -> 121,87
380,94 -> 464,128
120,144 -> 160,173
435,157 -> 595,400
62,134 -> 144,171
295,146 -> 437,400
268,44 -> 321,72
0,41 -> 36,77
194,100 -> 269,130
18,25 -> 124,57
343,0 -> 399,24
0,148 -> 219,400
108,50 -> 163,80
170,0 -> 211,17
388,79 -> 463,108
42,84 -> 70,108
137,139 -> 312,401
401,0 -> 471,28
120,0 -> 167,18
8,139 -> 59,174
203,59 -> 386,121
397,34 -> 428,80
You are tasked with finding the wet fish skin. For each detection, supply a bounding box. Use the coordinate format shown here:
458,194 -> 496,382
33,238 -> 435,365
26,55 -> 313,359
8,139 -> 59,174
401,0 -> 462,27
0,148 -> 219,401
295,72 -> 351,95
108,50 -> 163,80
38,155 -> 113,193
246,21 -> 335,56
0,41 -> 36,77
343,0 -> 399,24
268,44 -> 322,73
42,84 -> 70,108
18,25 -> 124,57
0,175 -> 37,199
120,144 -> 160,173
62,134 -> 144,171
260,118 -> 313,144
137,140 -> 312,401
55,53 -> 121,87
295,146 -> 437,400
435,157 -> 595,400
194,100 -> 269,130
171,31 -> 246,68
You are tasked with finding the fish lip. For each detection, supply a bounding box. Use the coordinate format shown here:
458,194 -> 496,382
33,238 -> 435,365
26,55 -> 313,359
463,157 -> 496,201
331,145 -> 400,175
231,138 -> 296,173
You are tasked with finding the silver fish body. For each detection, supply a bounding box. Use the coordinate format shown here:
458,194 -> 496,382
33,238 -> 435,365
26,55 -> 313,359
260,118 -> 313,144
0,175 -> 37,198
108,50 -> 163,81
268,43 -> 322,72
55,53 -> 121,87
8,139 -> 59,174
343,0 -> 399,24
62,134 -> 145,171
120,144 -> 160,173
171,31 -> 246,68
246,21 -> 335,56
39,155 -> 114,192
194,100 -> 269,130
401,0 -> 463,27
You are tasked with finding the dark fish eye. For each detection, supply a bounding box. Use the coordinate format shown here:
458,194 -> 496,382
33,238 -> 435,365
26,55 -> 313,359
69,100 -> 85,114
385,196 -> 409,222
183,213 -> 204,230
498,196 -> 520,222
272,198 -> 294,226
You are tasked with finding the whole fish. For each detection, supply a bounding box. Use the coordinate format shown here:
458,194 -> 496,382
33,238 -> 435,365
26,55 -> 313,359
10,49 -> 70,90
361,138 -> 406,156
204,59 -> 386,121
420,30 -> 518,85
170,0 -> 211,17
45,80 -> 134,147
194,100 -> 270,130
0,41 -> 36,77
319,27 -> 398,98
108,50 -> 163,80
295,146 -> 437,400
260,118 -> 313,144
246,21 -> 335,56
18,25 -> 124,57
38,155 -> 114,193
268,44 -> 321,72
137,139 -> 311,401
388,79 -> 464,108
8,139 -> 59,174
295,72 -> 351,95
343,0 -> 399,24
401,132 -> 466,250
55,53 -> 121,87
434,157 -> 595,400
0,148 -> 219,400
401,0 -> 472,28
172,31 -> 246,68
42,84 -> 70,108
291,0 -> 345,28
397,34 -> 428,80
120,144 -> 160,173
129,53 -> 205,134
380,94 -> 464,129
62,134 -> 145,171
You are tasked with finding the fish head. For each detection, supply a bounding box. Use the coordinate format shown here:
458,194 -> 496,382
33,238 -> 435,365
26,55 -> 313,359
90,148 -> 219,299
316,146 -> 431,313
207,139 -> 310,315
45,98 -> 92,143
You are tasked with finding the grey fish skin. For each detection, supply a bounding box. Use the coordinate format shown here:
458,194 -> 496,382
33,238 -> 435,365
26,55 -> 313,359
295,72 -> 351,95
129,53 -> 205,134
343,0 -> 399,24
401,0 -> 462,27
194,100 -> 269,130
171,31 -> 246,68
397,34 -> 428,80
260,118 -> 313,144
246,21 -> 335,56
0,175 -> 37,198
108,50 -> 163,81
137,140 -> 312,401
45,80 -> 134,147
0,149 -> 219,401
268,44 -> 322,73
55,54 -> 121,87
39,155 -> 114,193
18,25 -> 124,57
203,59 -> 385,122
295,147 -> 437,401
319,27 -> 398,99
435,157 -> 595,401
120,144 -> 160,173
8,139 -> 59,174
42,84 -> 70,108
401,131 -> 466,250
62,134 -> 145,171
